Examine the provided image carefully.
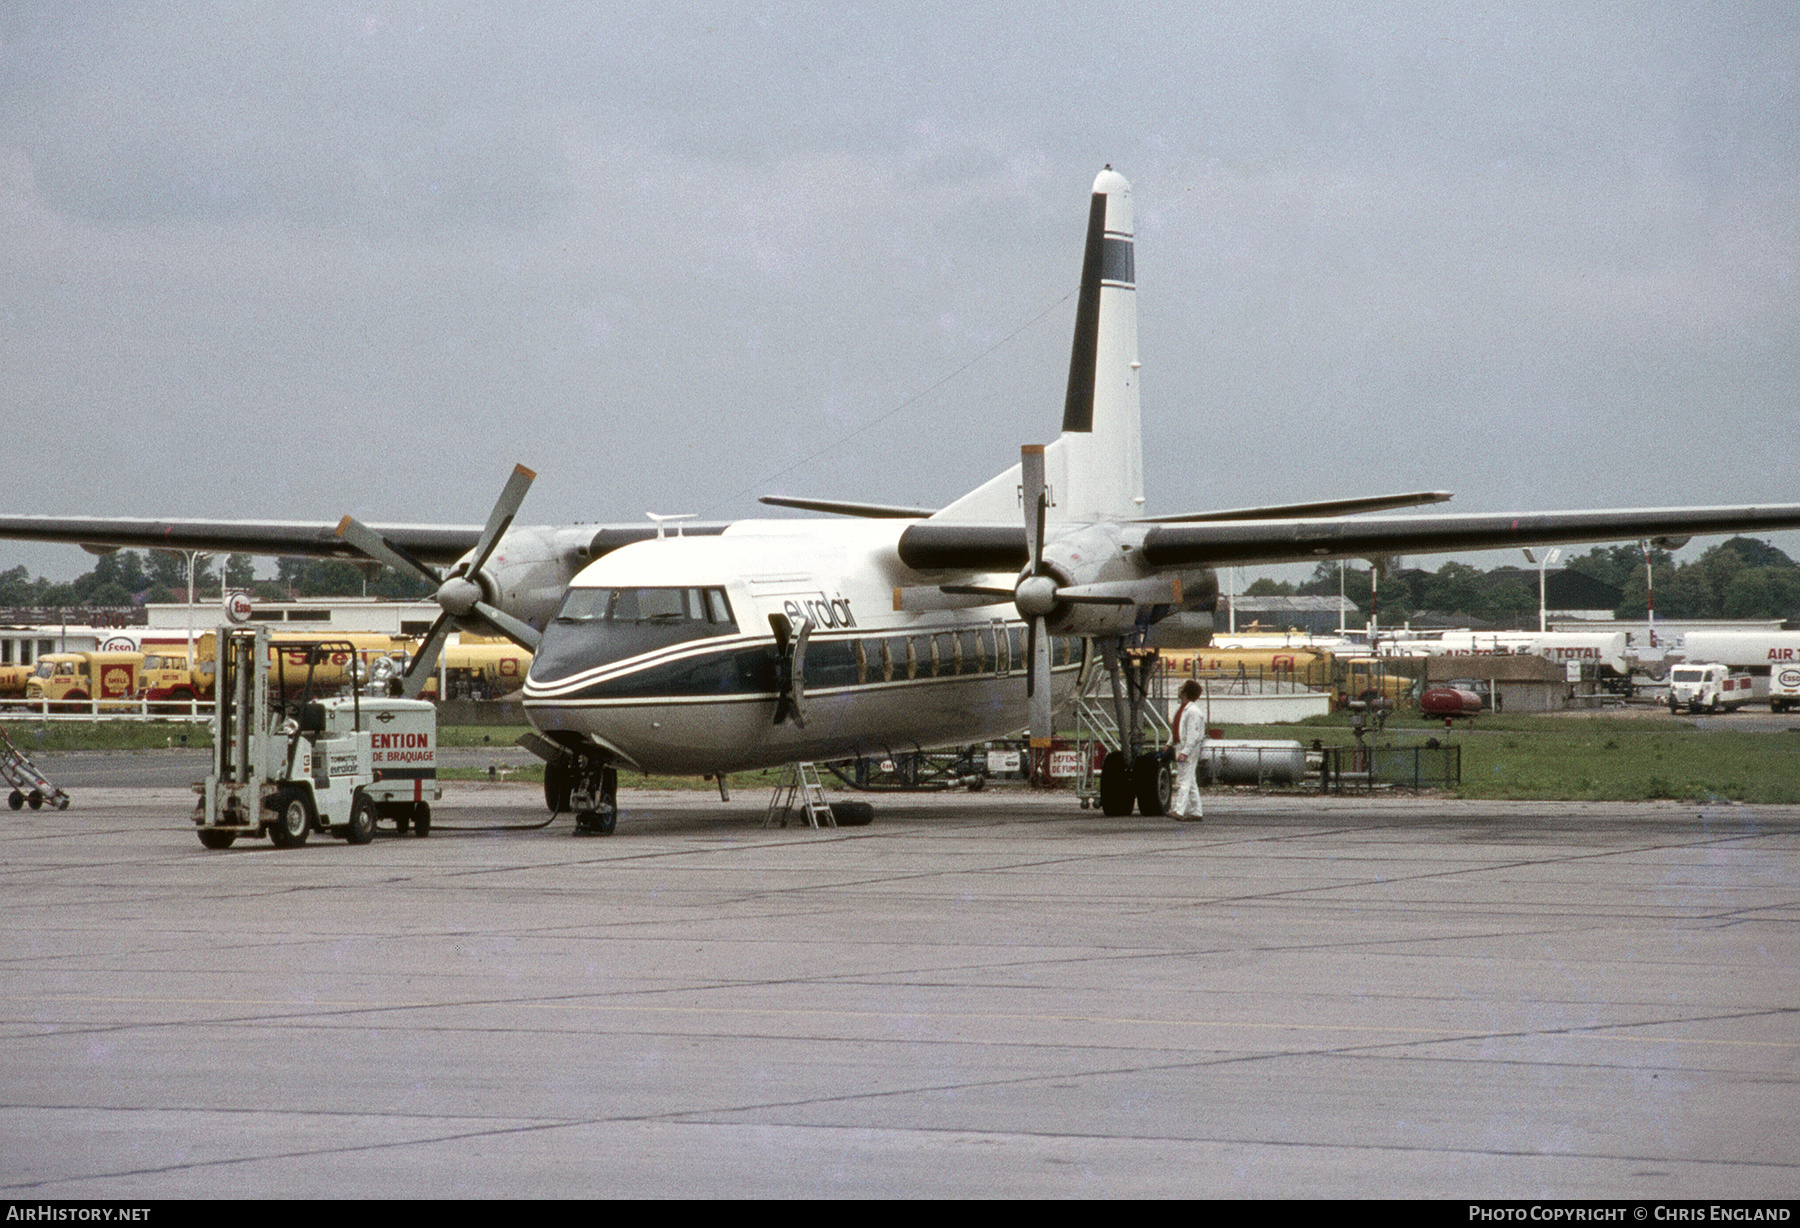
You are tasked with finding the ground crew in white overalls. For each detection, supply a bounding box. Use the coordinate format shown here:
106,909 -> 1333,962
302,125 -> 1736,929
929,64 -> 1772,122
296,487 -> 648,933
1170,678 -> 1206,821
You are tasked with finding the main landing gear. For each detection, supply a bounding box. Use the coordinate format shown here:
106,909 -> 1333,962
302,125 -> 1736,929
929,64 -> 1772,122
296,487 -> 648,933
1092,640 -> 1172,818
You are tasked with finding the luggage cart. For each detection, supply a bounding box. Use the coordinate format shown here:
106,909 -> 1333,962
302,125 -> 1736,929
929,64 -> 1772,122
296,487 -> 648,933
1,725 -> 70,811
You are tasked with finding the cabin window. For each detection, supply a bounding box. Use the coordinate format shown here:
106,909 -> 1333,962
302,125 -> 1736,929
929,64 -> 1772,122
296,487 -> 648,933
961,630 -> 983,675
854,640 -> 868,686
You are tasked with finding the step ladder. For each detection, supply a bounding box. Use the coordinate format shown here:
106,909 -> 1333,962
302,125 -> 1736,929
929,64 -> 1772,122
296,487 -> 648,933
763,761 -> 836,828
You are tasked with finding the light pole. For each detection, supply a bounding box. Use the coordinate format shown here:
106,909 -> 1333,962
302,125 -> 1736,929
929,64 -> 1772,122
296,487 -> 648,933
1522,548 -> 1560,633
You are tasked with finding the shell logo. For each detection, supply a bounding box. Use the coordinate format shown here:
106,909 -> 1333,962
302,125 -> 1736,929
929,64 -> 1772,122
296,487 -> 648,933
103,667 -> 131,694
499,658 -> 519,676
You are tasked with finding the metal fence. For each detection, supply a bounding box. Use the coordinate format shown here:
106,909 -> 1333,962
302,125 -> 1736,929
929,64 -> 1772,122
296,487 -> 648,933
1318,744 -> 1462,792
0,699 -> 212,722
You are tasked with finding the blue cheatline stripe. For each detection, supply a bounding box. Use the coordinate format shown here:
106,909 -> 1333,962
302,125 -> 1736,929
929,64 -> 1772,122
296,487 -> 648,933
526,632 -> 1079,705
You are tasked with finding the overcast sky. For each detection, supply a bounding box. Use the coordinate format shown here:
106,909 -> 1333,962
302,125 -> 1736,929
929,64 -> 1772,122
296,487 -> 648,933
2,2 -> 1795,585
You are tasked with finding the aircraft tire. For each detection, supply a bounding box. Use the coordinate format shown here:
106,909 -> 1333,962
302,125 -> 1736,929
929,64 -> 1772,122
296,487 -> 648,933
1133,757 -> 1171,817
7,791 -> 21,810
346,794 -> 377,845
1099,752 -> 1133,816
829,801 -> 875,827
27,790 -> 42,810
544,758 -> 574,813
198,829 -> 237,850
266,791 -> 311,848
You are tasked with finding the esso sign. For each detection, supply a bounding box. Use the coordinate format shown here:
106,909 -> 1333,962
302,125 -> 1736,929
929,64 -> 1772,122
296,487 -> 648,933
224,592 -> 254,624
1780,668 -> 1800,689
100,635 -> 136,652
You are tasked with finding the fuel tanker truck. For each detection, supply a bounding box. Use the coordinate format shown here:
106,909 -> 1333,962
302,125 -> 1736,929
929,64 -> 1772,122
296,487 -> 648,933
1676,631 -> 1800,712
140,632 -> 532,706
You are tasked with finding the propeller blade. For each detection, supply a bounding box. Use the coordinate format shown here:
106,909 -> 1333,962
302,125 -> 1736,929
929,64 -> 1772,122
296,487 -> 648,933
398,612 -> 456,699
893,586 -> 1009,612
1029,615 -> 1053,749
1057,577 -> 1185,606
473,601 -> 543,651
1021,444 -> 1047,577
335,516 -> 441,588
465,463 -> 537,577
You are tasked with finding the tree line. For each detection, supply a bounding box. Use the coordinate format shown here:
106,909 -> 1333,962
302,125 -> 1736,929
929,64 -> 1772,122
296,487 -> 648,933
0,550 -> 431,612
1242,536 -> 1800,626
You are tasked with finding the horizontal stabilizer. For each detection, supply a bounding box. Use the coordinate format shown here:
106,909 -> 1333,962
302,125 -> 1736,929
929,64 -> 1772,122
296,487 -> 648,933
760,495 -> 936,519
1139,491 -> 1453,523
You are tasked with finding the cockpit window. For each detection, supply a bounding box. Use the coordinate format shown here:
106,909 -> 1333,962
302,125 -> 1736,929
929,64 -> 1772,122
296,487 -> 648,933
556,587 -> 736,632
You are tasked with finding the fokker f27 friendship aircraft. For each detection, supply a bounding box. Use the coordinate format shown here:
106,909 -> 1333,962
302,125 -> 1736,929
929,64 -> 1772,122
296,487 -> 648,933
6,168 -> 1800,833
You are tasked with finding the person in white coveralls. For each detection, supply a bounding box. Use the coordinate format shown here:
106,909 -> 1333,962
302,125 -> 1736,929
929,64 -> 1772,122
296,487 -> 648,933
1169,678 -> 1206,821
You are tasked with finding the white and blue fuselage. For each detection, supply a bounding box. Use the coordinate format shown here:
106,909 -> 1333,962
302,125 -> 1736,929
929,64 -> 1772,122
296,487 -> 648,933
522,520 -> 1085,775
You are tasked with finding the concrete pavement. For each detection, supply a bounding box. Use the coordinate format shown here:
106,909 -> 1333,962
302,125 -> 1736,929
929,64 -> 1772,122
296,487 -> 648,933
0,782 -> 1795,1198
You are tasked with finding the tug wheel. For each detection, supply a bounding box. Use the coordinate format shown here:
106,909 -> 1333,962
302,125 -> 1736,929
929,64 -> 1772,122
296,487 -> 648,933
198,829 -> 237,850
345,794 -> 377,845
267,791 -> 311,848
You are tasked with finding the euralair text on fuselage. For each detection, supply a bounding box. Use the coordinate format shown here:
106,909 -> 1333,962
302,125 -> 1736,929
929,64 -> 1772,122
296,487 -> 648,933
522,520 -> 1085,775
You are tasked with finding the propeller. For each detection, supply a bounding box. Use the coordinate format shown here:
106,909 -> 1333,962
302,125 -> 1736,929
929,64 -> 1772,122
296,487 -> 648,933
1000,446 -> 1183,749
335,463 -> 542,698
1020,445 -> 1055,751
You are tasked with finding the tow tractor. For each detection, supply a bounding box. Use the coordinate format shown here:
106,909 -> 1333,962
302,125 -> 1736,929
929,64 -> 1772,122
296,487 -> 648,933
193,626 -> 440,850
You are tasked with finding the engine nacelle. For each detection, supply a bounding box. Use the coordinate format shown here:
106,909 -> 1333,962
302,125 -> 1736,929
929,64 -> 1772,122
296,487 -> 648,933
447,526 -> 588,635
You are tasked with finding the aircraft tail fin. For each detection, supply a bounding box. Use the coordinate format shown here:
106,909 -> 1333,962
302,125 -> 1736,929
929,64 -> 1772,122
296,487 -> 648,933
934,167 -> 1144,524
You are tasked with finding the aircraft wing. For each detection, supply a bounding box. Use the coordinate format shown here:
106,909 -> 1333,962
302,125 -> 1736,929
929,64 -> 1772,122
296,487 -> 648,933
0,515 -> 486,566
897,504 -> 1800,571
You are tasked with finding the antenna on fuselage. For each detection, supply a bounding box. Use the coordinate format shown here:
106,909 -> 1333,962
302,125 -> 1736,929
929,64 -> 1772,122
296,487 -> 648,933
646,512 -> 696,540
